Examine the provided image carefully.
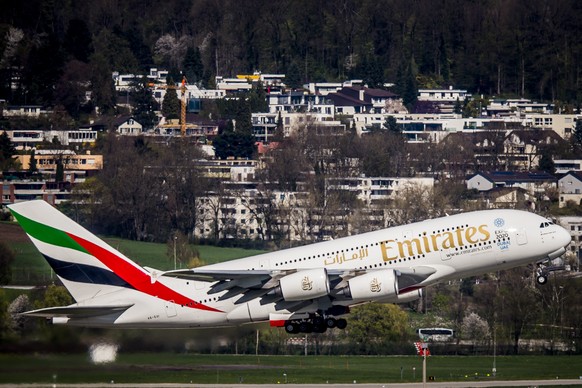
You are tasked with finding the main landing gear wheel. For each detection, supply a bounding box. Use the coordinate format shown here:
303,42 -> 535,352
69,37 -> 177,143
335,318 -> 347,330
325,317 -> 337,328
285,322 -> 299,334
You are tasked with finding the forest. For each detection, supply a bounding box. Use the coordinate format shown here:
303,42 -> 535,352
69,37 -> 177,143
1,0 -> 582,119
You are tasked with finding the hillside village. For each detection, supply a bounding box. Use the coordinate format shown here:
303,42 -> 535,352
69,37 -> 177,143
1,69 -> 582,273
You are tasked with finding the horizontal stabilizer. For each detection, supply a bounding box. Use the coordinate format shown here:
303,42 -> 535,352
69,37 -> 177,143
22,304 -> 133,318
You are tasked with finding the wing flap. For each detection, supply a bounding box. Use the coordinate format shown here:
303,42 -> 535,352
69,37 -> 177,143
397,266 -> 438,290
22,304 -> 134,318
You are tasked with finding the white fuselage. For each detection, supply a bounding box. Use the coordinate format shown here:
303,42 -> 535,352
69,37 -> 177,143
58,209 -> 571,328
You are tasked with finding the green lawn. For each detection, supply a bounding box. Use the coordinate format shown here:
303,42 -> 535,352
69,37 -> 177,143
0,353 -> 580,384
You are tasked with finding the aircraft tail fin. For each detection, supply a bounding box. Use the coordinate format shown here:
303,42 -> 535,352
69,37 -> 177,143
8,200 -> 148,302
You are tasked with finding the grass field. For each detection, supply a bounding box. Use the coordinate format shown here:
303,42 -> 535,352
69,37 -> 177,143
1,221 -> 266,285
0,353 -> 581,384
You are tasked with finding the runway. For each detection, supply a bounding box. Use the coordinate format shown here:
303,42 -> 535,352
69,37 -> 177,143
1,380 -> 582,388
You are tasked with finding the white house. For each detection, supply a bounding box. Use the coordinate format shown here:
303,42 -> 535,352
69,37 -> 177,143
466,171 -> 557,195
115,117 -> 143,136
558,171 -> 582,207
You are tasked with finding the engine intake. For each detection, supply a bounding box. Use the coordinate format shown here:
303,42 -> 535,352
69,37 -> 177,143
275,268 -> 330,301
343,269 -> 399,300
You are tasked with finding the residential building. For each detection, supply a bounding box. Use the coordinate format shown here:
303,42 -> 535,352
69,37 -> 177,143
327,176 -> 434,206
417,87 -> 469,113
558,216 -> 582,271
503,129 -> 566,170
327,86 -> 400,115
114,116 -> 143,136
554,159 -> 582,174
558,171 -> 582,208
466,171 -> 557,195
1,179 -> 72,205
15,150 -> 103,182
2,105 -> 47,117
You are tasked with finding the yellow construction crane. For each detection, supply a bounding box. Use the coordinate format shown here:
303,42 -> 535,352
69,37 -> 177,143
152,76 -> 188,137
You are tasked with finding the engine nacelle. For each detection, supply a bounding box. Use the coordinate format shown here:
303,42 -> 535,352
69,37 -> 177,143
276,268 -> 330,301
379,288 -> 423,304
344,269 -> 399,300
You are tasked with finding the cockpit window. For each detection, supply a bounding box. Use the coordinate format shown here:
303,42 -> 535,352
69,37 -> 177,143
540,221 -> 555,228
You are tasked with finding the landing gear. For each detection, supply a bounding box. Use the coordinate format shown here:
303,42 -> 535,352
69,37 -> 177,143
536,273 -> 548,285
535,258 -> 565,286
284,315 -> 347,334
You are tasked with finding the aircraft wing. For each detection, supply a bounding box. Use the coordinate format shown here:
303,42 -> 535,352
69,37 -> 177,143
162,266 -> 437,304
22,304 -> 134,318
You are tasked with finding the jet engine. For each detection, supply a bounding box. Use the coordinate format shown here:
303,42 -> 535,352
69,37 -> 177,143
343,269 -> 399,300
275,268 -> 330,301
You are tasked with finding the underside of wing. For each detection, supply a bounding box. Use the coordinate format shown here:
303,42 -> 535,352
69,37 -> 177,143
22,304 -> 134,318
162,266 -> 437,308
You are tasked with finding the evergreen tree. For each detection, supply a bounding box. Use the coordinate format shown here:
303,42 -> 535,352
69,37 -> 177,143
28,149 -> 37,175
213,131 -> 256,160
55,158 -> 64,182
454,98 -> 462,114
538,150 -> 555,174
131,76 -> 159,131
63,19 -> 93,62
0,131 -> 16,171
162,80 -> 181,120
285,61 -> 302,89
183,47 -> 204,85
235,98 -> 253,134
0,242 -> 14,285
249,82 -> 268,113
383,116 -> 401,134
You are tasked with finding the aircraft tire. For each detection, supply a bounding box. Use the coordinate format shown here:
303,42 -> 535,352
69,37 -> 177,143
313,323 -> 327,333
336,318 -> 347,330
299,321 -> 313,333
536,274 -> 548,285
325,317 -> 337,328
285,322 -> 299,334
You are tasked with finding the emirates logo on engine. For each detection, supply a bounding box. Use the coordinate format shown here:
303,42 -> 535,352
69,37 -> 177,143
370,277 -> 382,293
301,276 -> 313,291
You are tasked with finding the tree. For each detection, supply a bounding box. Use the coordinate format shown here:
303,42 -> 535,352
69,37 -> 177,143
183,47 -> 204,85
161,81 -> 180,120
213,131 -> 256,160
131,76 -> 159,131
166,231 -> 201,270
0,131 -> 16,171
346,303 -> 410,354
382,116 -> 401,134
573,119 -> 582,148
63,19 -> 93,63
0,242 -> 14,284
34,285 -> 73,309
461,312 -> 491,352
538,149 -> 555,174
27,149 -> 37,175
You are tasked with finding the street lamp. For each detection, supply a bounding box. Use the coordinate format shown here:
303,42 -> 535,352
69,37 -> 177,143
173,235 -> 177,270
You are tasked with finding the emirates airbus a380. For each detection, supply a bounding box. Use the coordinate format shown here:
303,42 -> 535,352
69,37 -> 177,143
8,200 -> 570,334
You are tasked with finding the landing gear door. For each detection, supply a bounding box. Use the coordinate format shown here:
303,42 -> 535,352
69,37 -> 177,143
515,229 -> 528,245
